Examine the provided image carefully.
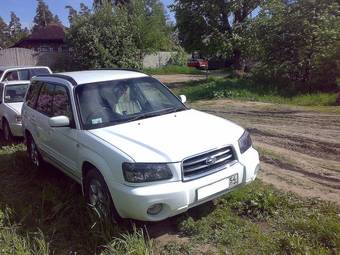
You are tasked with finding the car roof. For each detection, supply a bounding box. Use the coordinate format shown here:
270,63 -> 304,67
44,69 -> 148,85
0,66 -> 51,72
0,80 -> 30,86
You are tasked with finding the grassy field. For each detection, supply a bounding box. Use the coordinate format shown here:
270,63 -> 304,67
175,77 -> 337,106
0,143 -> 339,254
143,65 -> 202,75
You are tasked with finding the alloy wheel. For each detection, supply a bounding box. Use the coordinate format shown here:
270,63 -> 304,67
88,179 -> 110,218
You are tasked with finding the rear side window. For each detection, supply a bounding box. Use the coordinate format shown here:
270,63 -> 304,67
26,81 -> 42,108
36,83 -> 55,116
3,71 -> 19,81
30,68 -> 50,78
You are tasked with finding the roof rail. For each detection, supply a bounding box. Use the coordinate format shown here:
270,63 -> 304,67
89,68 -> 147,75
35,74 -> 78,86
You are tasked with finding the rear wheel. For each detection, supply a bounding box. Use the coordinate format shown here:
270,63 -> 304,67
84,168 -> 121,223
26,134 -> 43,169
3,119 -> 13,143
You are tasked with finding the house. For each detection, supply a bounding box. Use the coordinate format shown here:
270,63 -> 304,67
12,24 -> 70,53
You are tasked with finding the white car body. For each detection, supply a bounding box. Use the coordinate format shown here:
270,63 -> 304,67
22,70 -> 260,221
0,81 -> 30,137
0,66 -> 52,82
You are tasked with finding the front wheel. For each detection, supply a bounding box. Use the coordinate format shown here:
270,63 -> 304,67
84,168 -> 121,223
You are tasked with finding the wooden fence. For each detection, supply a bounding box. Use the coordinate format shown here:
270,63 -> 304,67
0,48 -> 38,66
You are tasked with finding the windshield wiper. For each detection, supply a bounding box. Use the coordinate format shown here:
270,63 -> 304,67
123,107 -> 186,123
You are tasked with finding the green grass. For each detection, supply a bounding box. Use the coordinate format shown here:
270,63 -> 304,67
176,77 -> 337,106
0,143 -> 339,254
143,65 -> 202,75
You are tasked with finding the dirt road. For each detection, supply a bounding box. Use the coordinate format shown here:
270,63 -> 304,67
191,100 -> 340,204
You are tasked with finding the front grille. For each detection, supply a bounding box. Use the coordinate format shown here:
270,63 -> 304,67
182,146 -> 235,181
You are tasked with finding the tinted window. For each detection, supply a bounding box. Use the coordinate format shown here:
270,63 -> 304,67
52,85 -> 72,119
36,83 -> 55,116
30,68 -> 50,78
4,84 -> 29,103
18,70 -> 30,80
4,71 -> 19,81
26,81 -> 42,108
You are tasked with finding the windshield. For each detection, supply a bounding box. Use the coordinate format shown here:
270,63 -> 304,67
76,77 -> 186,129
4,84 -> 29,103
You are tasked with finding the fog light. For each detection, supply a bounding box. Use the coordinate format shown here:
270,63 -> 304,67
147,203 -> 163,215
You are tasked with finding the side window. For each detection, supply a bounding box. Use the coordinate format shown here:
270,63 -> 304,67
36,83 -> 55,116
52,85 -> 73,119
26,81 -> 42,108
30,68 -> 50,78
4,71 -> 19,81
18,70 -> 30,80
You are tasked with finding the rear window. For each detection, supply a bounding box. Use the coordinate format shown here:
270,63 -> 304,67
30,68 -> 50,77
4,84 -> 29,103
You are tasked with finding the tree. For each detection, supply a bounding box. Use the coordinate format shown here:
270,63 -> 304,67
33,0 -> 61,30
171,0 -> 262,69
67,0 -> 172,68
66,5 -> 78,25
67,4 -> 140,69
8,12 -> 28,45
0,17 -> 9,48
253,0 -> 340,92
130,0 -> 171,59
93,0 -> 130,9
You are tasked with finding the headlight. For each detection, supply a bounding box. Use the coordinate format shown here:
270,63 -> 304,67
238,130 -> 252,154
122,163 -> 173,183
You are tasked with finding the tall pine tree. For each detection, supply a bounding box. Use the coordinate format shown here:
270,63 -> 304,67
33,0 -> 61,31
0,17 -> 9,48
8,12 -> 28,45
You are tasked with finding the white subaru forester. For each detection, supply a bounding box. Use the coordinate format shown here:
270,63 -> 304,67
22,70 -> 260,221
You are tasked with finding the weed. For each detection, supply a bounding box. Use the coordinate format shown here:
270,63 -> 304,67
177,77 -> 337,106
143,65 -> 201,75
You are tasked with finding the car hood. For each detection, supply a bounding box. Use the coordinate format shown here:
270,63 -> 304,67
7,102 -> 23,115
89,109 -> 244,162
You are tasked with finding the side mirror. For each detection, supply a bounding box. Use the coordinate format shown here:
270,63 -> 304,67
179,95 -> 187,103
48,116 -> 70,127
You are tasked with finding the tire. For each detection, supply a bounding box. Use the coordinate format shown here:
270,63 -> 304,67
84,168 -> 121,223
26,134 -> 44,170
2,119 -> 13,143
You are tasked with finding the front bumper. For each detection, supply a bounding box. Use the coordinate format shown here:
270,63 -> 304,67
109,147 -> 260,221
9,123 -> 23,137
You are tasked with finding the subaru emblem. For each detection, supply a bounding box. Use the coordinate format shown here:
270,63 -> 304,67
206,156 -> 217,165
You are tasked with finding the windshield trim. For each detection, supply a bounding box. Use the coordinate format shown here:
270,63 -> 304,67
74,77 -> 189,130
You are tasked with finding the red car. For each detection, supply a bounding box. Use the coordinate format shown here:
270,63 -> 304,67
187,59 -> 208,69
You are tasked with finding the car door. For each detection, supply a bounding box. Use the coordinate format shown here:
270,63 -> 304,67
34,82 -> 55,156
48,84 -> 80,180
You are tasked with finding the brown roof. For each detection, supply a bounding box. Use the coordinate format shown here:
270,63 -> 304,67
29,24 -> 66,41
12,24 -> 66,47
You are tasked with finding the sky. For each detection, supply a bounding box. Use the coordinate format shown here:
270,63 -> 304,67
0,0 -> 175,28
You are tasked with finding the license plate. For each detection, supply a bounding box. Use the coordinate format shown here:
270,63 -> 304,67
197,174 -> 238,201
